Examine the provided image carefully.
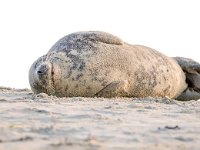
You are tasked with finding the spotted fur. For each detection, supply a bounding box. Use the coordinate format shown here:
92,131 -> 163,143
29,31 -> 187,98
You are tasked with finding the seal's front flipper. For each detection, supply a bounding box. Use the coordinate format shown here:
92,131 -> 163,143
95,80 -> 129,98
79,31 -> 123,45
174,57 -> 200,100
176,88 -> 200,100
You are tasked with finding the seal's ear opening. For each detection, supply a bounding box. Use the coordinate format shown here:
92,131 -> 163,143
173,57 -> 200,100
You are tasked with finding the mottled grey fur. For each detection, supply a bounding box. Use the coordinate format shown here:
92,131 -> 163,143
29,31 -> 190,99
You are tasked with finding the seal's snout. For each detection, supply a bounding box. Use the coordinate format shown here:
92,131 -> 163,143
37,70 -> 44,75
37,64 -> 49,75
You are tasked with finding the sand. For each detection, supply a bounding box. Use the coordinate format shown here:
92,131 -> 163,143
0,87 -> 200,150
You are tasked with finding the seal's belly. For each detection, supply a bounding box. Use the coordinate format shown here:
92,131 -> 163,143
55,44 -> 187,98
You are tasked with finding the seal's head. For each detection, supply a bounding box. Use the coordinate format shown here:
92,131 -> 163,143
29,52 -> 62,95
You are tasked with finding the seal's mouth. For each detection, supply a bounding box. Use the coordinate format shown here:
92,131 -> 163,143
50,62 -> 55,89
35,62 -> 56,95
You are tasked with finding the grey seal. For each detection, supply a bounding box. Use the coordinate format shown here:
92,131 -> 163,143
29,31 -> 200,100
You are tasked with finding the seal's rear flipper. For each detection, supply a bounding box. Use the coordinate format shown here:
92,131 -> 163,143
176,88 -> 200,101
174,57 -> 200,100
95,80 -> 129,98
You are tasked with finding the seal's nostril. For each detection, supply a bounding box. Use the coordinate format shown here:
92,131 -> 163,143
37,70 -> 44,74
37,65 -> 48,75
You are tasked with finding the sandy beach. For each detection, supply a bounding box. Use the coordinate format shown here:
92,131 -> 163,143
0,87 -> 200,150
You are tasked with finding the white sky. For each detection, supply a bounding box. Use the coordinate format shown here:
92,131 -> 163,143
0,0 -> 200,88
